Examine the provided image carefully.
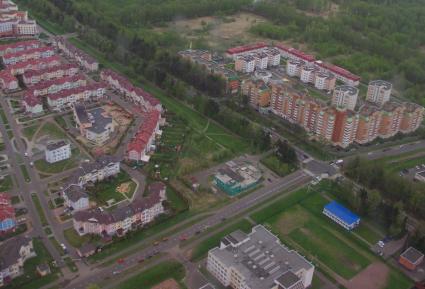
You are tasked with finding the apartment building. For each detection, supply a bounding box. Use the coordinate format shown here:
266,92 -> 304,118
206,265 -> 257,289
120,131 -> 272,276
286,59 -> 304,77
45,140 -> 71,164
73,182 -> 166,237
314,107 -> 336,142
234,55 -> 255,73
62,184 -> 89,212
23,63 -> 79,86
253,51 -> 268,70
127,109 -> 162,162
265,47 -> 281,67
315,60 -> 360,86
73,104 -> 114,146
54,37 -> 99,72
27,74 -> 87,98
302,98 -> 323,133
314,71 -> 336,91
331,109 -> 359,148
400,102 -> 424,134
226,42 -> 268,60
0,193 -> 15,233
270,83 -> 286,116
100,69 -> 162,111
355,104 -> 382,144
1,46 -> 54,65
7,55 -> 61,76
275,43 -> 316,66
0,236 -> 35,287
207,225 -> 314,289
378,101 -> 405,139
366,80 -> 392,106
47,82 -> 106,110
0,70 -> 17,91
241,79 -> 271,108
69,155 -> 120,186
331,85 -> 359,111
300,65 -> 317,84
22,94 -> 42,114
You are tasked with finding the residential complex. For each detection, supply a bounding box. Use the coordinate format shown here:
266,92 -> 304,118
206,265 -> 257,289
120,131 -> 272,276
0,0 -> 38,39
100,69 -> 162,111
267,81 -> 424,148
127,109 -> 162,162
62,184 -> 90,212
226,42 -> 268,59
69,155 -> 120,186
0,236 -> 35,287
241,79 -> 271,108
323,201 -> 361,230
44,140 -> 71,164
54,37 -> 99,72
1,46 -> 54,65
207,225 -> 314,289
214,161 -> 262,196
23,63 -> 79,86
0,193 -> 15,233
73,104 -> 114,145
73,182 -> 166,237
366,80 -> 392,106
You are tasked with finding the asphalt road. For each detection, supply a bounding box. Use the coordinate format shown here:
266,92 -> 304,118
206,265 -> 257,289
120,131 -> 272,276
63,170 -> 311,289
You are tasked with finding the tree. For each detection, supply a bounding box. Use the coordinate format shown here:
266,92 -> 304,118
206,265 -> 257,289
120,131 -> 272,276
275,140 -> 297,165
86,284 -> 100,289
204,99 -> 220,117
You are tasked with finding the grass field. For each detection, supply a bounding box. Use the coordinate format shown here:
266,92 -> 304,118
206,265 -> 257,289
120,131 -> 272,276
86,171 -> 132,206
250,182 -> 407,285
37,122 -> 66,139
64,227 -> 96,248
20,165 -> 31,182
3,239 -> 59,289
115,260 -> 186,289
0,175 -> 13,191
22,125 -> 39,140
190,219 -> 252,261
31,194 -> 48,226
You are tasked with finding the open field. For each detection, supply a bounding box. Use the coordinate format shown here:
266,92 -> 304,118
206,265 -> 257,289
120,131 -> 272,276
0,175 -> 13,191
154,12 -> 269,51
261,154 -> 297,177
250,182 -> 411,288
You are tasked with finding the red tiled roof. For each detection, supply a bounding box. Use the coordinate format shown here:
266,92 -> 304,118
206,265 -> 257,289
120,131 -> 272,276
226,42 -> 268,55
315,61 -> 360,81
26,74 -> 86,96
127,110 -> 160,154
7,55 -> 61,72
2,46 -> 54,60
0,193 -> 14,222
47,82 -> 106,101
274,43 -> 316,62
24,63 -> 78,79
0,40 -> 39,53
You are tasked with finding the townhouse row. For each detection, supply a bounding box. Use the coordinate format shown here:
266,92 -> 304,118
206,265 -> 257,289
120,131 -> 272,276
100,69 -> 162,111
1,46 -> 54,65
23,63 -> 79,86
72,182 -> 166,237
54,36 -> 99,72
0,0 -> 38,39
126,109 -> 162,162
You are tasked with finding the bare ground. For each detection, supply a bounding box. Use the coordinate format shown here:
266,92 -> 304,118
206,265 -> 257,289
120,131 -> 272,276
344,262 -> 390,289
151,279 -> 180,289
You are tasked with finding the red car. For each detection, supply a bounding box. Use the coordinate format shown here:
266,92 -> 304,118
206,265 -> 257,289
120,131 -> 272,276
116,258 -> 125,264
179,235 -> 187,241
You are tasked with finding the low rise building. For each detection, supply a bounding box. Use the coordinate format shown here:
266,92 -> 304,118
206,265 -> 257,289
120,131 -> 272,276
0,193 -> 15,233
54,37 -> 99,72
73,182 -> 166,237
314,71 -> 336,91
45,140 -> 71,164
315,60 -> 360,86
0,1 -> 38,39
235,55 -> 255,73
70,155 -> 120,186
207,225 -> 315,289
23,63 -> 79,86
73,104 -> 114,146
226,42 -> 268,60
286,59 -> 304,77
0,236 -> 35,287
300,65 -> 317,84
275,43 -> 316,66
126,109 -> 162,162
1,46 -> 54,65
62,184 -> 90,212
323,201 -> 360,230
214,161 -> 262,196
47,82 -> 106,110
265,48 -> 280,67
399,247 -> 424,271
0,40 -> 40,56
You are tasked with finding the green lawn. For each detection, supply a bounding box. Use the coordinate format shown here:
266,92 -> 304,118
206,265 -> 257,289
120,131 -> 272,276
261,154 -> 297,177
64,227 -> 95,248
190,219 -> 252,261
166,187 -> 188,212
35,149 -> 81,174
22,125 -> 39,140
384,270 -> 412,289
38,122 -> 66,139
0,175 -> 13,191
48,236 -> 65,256
20,165 -> 31,182
31,194 -> 48,226
115,261 -> 186,289
86,171 -> 131,206
63,256 -> 78,272
3,239 -> 59,289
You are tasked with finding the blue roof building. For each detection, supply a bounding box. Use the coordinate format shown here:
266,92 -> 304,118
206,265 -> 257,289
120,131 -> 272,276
323,201 -> 360,230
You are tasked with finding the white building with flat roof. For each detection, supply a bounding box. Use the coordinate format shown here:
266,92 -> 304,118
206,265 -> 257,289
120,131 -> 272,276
332,85 -> 359,111
207,225 -> 314,289
366,80 -> 392,106
45,140 -> 71,163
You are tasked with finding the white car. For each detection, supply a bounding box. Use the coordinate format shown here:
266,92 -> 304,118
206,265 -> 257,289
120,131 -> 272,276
378,241 -> 385,248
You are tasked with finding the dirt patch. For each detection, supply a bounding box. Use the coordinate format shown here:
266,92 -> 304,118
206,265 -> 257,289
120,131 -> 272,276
275,206 -> 310,235
151,278 -> 180,289
345,262 -> 389,289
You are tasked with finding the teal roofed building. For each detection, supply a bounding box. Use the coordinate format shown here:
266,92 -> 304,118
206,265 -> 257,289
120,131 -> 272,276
214,161 -> 262,196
